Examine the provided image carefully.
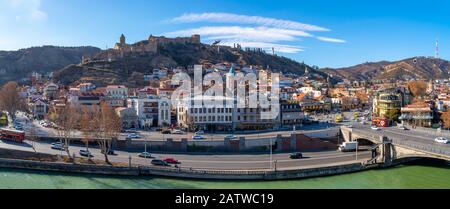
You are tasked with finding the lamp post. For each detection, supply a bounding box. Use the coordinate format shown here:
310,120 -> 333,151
269,137 -> 273,171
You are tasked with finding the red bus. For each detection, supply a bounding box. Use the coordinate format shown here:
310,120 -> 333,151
372,117 -> 390,127
0,128 -> 26,143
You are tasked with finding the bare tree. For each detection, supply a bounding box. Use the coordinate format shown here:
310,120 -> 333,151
0,81 -> 27,121
80,106 -> 93,160
55,104 -> 80,158
96,102 -> 121,164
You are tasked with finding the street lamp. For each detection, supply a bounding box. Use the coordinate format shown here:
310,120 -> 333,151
269,137 -> 273,171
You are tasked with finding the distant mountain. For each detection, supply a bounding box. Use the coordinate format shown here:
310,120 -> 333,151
321,57 -> 450,81
0,46 -> 101,84
54,42 -> 326,87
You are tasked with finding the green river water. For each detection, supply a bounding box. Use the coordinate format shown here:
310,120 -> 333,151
0,162 -> 449,189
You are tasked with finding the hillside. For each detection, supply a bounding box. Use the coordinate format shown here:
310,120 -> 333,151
322,57 -> 450,81
0,46 -> 101,84
54,42 -> 325,87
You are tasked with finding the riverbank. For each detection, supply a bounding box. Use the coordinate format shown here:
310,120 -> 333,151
0,160 -> 449,189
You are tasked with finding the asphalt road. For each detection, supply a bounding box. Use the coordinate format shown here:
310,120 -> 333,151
0,139 -> 370,171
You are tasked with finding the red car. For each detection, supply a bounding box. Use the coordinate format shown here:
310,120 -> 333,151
163,158 -> 180,164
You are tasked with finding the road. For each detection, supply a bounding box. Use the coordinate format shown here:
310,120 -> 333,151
349,122 -> 450,157
0,138 -> 370,171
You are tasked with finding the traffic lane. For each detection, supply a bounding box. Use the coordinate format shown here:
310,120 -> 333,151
173,152 -> 371,170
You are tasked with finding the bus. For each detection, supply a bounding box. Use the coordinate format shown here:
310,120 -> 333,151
372,117 -> 390,127
0,128 -> 26,143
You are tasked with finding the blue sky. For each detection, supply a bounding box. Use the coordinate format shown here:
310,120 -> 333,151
0,0 -> 449,68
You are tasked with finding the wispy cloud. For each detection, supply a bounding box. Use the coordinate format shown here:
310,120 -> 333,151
171,12 -> 329,32
167,12 -> 345,54
316,36 -> 346,43
5,0 -> 47,22
167,26 -> 312,43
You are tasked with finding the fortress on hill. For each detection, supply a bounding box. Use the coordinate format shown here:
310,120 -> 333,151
113,34 -> 201,53
82,34 -> 201,63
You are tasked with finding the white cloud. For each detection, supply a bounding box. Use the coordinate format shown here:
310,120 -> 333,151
166,26 -> 310,54
4,0 -> 47,22
317,36 -> 346,43
167,26 -> 312,43
171,12 -> 329,32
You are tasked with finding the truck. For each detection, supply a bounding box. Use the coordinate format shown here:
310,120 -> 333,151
339,142 -> 358,152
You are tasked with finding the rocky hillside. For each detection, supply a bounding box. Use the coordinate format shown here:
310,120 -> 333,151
0,46 -> 101,84
322,57 -> 450,81
54,43 -> 326,87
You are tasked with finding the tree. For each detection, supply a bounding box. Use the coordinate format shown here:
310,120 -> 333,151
441,110 -> 450,129
407,81 -> 427,99
91,102 -> 121,164
0,81 -> 27,120
80,106 -> 93,160
55,104 -> 80,158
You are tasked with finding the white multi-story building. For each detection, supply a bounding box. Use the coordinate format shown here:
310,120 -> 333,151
177,96 -> 234,131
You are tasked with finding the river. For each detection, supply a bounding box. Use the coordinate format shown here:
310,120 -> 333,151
0,161 -> 449,189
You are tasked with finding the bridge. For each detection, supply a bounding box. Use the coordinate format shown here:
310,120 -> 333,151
341,125 -> 450,165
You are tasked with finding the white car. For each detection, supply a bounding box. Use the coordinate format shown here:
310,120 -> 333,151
371,126 -> 381,131
195,130 -> 205,135
127,133 -> 141,139
434,137 -> 449,144
172,130 -> 185,135
192,135 -> 206,140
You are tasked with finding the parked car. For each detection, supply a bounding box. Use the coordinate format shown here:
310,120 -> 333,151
151,159 -> 170,166
192,135 -> 206,140
163,158 -> 180,164
138,152 -> 153,158
172,130 -> 185,135
161,130 -> 171,134
127,133 -> 141,139
195,130 -> 205,135
101,149 -> 116,155
224,135 -> 237,140
51,142 -> 63,146
371,126 -> 381,131
398,126 -> 409,130
51,144 -> 65,151
79,150 -> 94,158
434,137 -> 449,144
290,152 -> 304,159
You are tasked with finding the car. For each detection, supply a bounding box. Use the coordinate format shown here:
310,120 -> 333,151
371,126 -> 381,131
434,137 -> 449,144
195,130 -> 205,135
51,142 -> 63,146
138,152 -> 153,158
224,135 -> 237,140
192,135 -> 206,140
360,121 -> 366,125
346,124 -> 354,128
15,126 -> 23,131
151,159 -> 170,166
101,149 -> 116,155
51,144 -> 65,151
79,150 -> 94,158
125,129 -> 137,133
127,133 -> 141,139
163,158 -> 180,164
161,130 -> 171,134
290,152 -> 304,159
398,126 -> 409,130
172,130 -> 185,135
